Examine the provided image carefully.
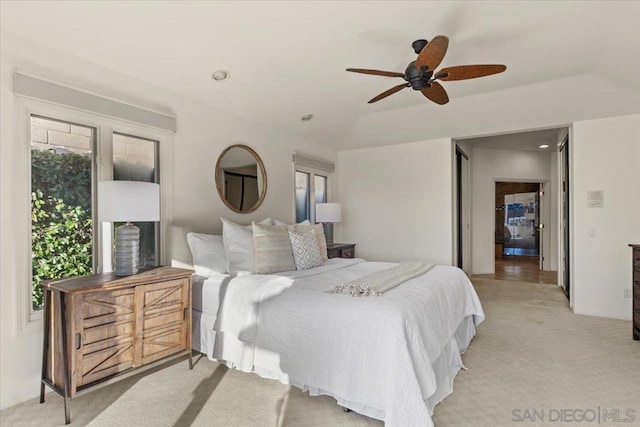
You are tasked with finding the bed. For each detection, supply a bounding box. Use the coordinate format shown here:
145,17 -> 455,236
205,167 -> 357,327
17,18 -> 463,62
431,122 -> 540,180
191,256 -> 484,427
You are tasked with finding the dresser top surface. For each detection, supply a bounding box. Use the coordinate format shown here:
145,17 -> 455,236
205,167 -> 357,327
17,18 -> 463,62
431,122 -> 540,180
630,244 -> 640,249
43,266 -> 194,294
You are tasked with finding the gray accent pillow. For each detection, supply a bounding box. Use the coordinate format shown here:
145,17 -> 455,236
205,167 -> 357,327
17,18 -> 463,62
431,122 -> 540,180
252,223 -> 296,274
289,229 -> 323,270
294,223 -> 328,262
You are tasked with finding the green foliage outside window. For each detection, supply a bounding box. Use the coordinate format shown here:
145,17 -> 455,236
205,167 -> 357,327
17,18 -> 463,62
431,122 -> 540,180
31,149 -> 92,310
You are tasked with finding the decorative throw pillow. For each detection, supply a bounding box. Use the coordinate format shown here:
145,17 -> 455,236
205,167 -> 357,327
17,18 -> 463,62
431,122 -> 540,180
252,223 -> 296,274
221,217 -> 271,275
186,232 -> 227,276
289,229 -> 323,270
294,223 -> 328,262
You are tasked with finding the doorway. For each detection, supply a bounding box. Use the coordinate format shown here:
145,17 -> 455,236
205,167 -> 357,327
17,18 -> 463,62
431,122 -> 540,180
493,181 -> 556,284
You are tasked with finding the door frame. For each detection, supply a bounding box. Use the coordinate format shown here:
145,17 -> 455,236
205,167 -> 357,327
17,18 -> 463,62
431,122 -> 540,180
558,133 -> 571,302
455,146 -> 471,274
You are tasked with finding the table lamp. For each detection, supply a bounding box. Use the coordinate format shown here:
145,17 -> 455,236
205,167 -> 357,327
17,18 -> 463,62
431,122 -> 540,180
98,181 -> 160,276
316,203 -> 341,247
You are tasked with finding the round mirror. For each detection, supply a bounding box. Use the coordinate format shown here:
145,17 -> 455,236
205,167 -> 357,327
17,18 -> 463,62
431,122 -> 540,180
215,144 -> 267,213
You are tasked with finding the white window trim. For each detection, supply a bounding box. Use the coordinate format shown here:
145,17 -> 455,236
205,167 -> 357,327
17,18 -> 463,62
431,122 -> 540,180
14,96 -> 174,334
293,165 -> 329,224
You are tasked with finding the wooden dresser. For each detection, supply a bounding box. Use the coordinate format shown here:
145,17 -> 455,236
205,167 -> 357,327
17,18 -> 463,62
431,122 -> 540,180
327,243 -> 356,259
630,244 -> 640,340
40,267 -> 194,424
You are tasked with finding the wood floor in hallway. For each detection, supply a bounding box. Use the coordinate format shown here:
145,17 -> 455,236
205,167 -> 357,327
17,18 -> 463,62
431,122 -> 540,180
473,257 -> 557,285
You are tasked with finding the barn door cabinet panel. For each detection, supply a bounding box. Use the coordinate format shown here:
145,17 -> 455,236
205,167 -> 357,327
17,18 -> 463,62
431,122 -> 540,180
40,267 -> 194,424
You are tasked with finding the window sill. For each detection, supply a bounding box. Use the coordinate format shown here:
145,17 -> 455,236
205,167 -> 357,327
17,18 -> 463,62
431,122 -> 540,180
20,310 -> 43,335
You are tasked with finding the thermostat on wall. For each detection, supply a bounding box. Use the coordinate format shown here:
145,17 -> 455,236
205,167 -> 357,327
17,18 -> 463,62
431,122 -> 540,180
587,190 -> 604,208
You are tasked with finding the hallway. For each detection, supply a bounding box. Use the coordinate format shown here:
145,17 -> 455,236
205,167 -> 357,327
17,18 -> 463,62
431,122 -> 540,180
473,258 -> 557,285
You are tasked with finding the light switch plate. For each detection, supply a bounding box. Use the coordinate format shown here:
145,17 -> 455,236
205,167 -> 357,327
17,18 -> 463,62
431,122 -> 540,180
624,288 -> 632,299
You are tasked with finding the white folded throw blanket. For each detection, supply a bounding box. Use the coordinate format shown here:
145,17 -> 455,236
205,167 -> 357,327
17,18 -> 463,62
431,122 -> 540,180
326,261 -> 435,297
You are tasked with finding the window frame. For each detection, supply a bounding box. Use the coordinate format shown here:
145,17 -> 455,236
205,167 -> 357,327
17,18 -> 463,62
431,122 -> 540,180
15,97 -> 173,333
293,165 -> 329,224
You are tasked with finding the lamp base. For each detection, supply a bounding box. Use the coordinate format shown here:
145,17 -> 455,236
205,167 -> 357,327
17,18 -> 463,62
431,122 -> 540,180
322,222 -> 334,247
114,222 -> 140,276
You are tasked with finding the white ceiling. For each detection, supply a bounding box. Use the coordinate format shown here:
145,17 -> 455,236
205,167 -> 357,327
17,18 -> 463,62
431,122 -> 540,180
462,128 -> 562,152
2,1 -> 639,149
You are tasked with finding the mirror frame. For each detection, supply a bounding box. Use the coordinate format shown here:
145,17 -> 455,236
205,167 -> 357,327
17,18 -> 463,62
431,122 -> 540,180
215,144 -> 267,213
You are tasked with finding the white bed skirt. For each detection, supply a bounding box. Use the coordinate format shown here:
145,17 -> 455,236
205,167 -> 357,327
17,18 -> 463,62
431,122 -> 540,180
192,309 -> 477,421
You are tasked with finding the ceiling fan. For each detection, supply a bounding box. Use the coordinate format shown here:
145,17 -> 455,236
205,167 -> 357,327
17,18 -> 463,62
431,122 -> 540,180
347,35 -> 506,105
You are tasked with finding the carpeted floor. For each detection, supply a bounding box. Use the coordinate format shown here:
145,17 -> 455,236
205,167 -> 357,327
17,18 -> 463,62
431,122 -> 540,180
2,278 -> 638,426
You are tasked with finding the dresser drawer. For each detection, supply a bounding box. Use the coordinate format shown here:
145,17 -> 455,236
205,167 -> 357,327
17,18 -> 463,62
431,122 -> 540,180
342,248 -> 355,258
327,244 -> 356,259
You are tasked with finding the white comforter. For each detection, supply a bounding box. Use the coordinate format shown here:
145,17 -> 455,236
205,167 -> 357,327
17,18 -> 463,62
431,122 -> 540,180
212,258 -> 484,427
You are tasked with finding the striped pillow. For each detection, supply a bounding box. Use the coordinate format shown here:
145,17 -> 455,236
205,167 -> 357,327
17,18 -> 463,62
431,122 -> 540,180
252,223 -> 296,274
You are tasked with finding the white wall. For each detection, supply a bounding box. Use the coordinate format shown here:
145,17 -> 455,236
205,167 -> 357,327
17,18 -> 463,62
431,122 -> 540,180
338,138 -> 453,265
572,114 -> 640,320
0,32 -> 336,409
471,148 -> 556,274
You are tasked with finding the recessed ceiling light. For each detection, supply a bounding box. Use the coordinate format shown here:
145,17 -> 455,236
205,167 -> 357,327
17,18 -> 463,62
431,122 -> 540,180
301,114 -> 313,122
539,144 -> 549,149
212,70 -> 230,81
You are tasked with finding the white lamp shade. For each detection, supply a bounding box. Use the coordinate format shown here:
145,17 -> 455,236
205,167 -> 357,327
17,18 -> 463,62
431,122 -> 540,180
316,203 -> 341,223
98,181 -> 160,222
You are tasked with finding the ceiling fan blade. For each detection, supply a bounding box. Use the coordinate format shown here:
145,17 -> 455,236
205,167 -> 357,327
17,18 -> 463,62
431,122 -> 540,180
421,81 -> 449,105
346,68 -> 405,78
435,64 -> 507,81
416,35 -> 449,72
368,83 -> 409,104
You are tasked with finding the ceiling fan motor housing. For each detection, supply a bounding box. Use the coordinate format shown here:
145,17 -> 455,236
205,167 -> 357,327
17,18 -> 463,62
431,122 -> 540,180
405,61 -> 433,90
412,39 -> 428,54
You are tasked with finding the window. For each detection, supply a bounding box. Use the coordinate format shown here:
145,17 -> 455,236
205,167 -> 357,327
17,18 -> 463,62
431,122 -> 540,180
30,116 -> 96,311
295,169 -> 328,223
113,133 -> 160,268
292,153 -> 334,223
13,76 -> 175,330
20,106 -> 171,322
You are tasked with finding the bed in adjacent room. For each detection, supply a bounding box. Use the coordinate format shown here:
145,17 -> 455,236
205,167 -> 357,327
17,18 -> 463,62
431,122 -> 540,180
187,221 -> 484,427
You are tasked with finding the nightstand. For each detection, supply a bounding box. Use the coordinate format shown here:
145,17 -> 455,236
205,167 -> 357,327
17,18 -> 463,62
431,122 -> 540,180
40,266 -> 194,424
327,243 -> 356,259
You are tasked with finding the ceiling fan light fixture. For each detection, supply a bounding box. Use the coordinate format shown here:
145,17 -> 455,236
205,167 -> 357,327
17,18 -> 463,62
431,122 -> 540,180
212,70 -> 230,81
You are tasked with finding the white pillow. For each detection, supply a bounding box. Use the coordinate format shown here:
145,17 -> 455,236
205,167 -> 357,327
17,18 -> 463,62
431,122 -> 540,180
186,232 -> 227,276
221,217 -> 272,275
252,223 -> 296,274
273,219 -> 311,226
289,229 -> 323,270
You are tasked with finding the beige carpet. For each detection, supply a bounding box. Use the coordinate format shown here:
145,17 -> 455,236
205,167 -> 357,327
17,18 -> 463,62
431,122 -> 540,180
2,278 -> 638,426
